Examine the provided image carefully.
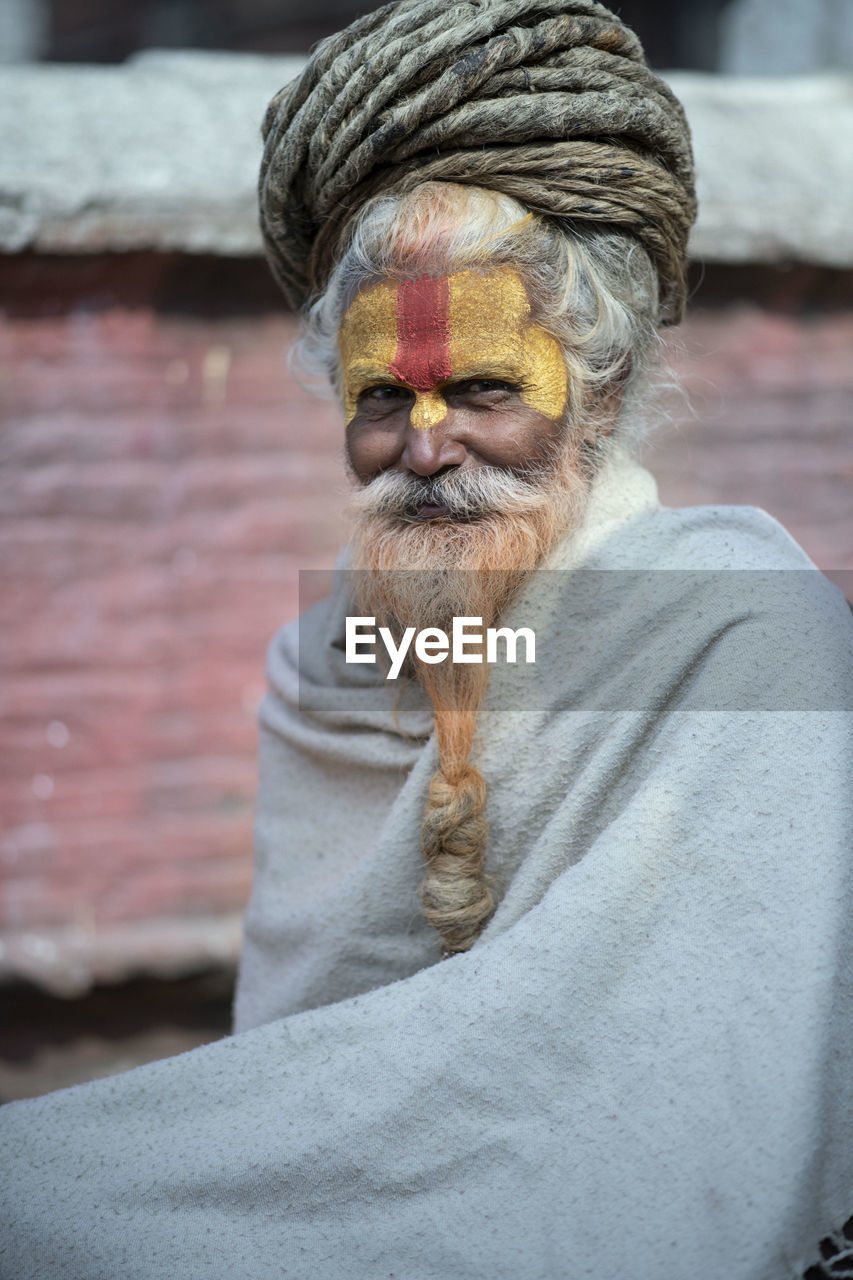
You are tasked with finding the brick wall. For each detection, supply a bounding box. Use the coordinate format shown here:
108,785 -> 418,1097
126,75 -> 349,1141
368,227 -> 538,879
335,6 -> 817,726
1,254 -> 850,990
653,266 -> 853,574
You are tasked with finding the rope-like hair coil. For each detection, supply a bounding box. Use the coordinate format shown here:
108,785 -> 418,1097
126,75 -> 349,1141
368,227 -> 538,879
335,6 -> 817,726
258,0 -> 696,324
421,764 -> 493,954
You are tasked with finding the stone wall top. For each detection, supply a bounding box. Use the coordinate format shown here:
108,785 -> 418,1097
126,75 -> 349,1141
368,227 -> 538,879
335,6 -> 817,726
1,51 -> 851,270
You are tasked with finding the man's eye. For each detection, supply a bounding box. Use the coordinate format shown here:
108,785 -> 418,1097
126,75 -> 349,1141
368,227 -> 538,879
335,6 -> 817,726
362,384 -> 409,402
456,379 -> 518,397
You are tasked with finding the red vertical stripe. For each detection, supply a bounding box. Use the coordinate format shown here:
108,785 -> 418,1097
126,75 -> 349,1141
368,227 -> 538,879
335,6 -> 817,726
387,276 -> 452,391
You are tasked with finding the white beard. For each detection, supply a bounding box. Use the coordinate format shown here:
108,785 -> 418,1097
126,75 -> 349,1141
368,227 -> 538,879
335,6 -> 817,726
347,430 -> 594,639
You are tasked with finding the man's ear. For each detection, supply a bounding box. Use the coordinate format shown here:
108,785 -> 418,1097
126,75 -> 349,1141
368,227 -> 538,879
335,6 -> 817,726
595,350 -> 634,438
582,376 -> 626,448
596,383 -> 625,437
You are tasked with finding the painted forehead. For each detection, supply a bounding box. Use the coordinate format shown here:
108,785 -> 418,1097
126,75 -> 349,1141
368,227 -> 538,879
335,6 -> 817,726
338,267 -> 568,427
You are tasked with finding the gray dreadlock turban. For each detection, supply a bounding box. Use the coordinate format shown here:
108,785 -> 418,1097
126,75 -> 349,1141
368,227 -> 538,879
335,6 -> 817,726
259,0 -> 697,325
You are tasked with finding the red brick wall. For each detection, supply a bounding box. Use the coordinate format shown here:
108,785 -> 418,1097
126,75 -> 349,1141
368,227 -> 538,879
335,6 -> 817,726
1,255 -> 850,985
653,270 -> 853,574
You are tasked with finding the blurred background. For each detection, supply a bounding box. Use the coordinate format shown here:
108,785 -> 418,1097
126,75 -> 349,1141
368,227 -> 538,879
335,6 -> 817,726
1,0 -> 851,1100
4,0 -> 853,71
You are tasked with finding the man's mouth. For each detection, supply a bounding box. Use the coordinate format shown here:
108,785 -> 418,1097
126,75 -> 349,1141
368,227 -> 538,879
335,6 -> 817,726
415,502 -> 454,520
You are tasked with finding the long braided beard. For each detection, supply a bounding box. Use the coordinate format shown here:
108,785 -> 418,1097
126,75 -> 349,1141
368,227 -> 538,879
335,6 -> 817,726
348,432 -> 591,955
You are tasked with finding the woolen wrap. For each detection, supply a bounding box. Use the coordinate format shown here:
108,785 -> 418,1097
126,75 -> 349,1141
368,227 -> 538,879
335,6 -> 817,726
2,455 -> 852,1278
258,0 -> 697,324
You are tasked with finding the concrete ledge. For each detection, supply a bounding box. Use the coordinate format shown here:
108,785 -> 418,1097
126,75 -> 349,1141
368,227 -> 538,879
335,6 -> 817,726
0,914 -> 243,996
0,51 -> 304,257
1,51 -> 852,266
678,71 -> 853,266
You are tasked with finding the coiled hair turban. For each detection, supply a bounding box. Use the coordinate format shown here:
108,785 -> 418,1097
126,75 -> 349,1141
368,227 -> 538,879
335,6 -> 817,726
258,0 -> 697,324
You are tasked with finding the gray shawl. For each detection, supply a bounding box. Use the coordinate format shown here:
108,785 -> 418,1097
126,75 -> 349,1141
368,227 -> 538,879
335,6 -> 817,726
2,453 -> 852,1280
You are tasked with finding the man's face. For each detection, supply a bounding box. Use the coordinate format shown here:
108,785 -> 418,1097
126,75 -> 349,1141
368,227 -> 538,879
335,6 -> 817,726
340,263 -> 593,642
340,267 -> 570,512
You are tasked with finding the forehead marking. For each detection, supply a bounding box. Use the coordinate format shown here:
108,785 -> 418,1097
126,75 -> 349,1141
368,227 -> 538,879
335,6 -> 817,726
338,268 -> 568,428
387,276 -> 452,392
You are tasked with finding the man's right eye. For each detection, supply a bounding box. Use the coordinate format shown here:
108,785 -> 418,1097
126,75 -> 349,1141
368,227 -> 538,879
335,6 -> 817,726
360,384 -> 411,406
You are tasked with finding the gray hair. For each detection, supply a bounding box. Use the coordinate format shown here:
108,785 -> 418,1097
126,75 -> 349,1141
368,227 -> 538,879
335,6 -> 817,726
293,181 -> 665,452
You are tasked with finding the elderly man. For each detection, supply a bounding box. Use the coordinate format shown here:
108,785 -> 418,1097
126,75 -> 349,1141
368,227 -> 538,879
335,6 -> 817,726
2,3 -> 852,1278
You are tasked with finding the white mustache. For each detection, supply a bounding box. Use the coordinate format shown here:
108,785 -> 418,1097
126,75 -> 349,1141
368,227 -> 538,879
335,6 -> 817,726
349,462 -> 558,523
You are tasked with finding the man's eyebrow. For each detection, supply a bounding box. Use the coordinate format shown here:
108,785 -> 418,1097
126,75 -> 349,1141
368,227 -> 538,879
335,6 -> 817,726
447,361 -> 528,381
346,361 -> 408,385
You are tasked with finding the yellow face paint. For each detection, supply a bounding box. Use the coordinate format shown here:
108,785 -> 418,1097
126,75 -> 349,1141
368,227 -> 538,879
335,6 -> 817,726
338,267 -> 568,428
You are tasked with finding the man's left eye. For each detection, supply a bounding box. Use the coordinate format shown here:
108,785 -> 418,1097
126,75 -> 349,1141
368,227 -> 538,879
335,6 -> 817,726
456,379 -> 517,396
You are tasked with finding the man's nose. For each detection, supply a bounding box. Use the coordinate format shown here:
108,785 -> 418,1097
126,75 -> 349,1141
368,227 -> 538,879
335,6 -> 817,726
399,409 -> 468,476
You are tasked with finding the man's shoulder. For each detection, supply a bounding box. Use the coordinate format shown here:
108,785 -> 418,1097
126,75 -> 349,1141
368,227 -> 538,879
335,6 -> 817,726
263,592 -> 340,702
574,502 -> 853,712
606,501 -> 819,572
